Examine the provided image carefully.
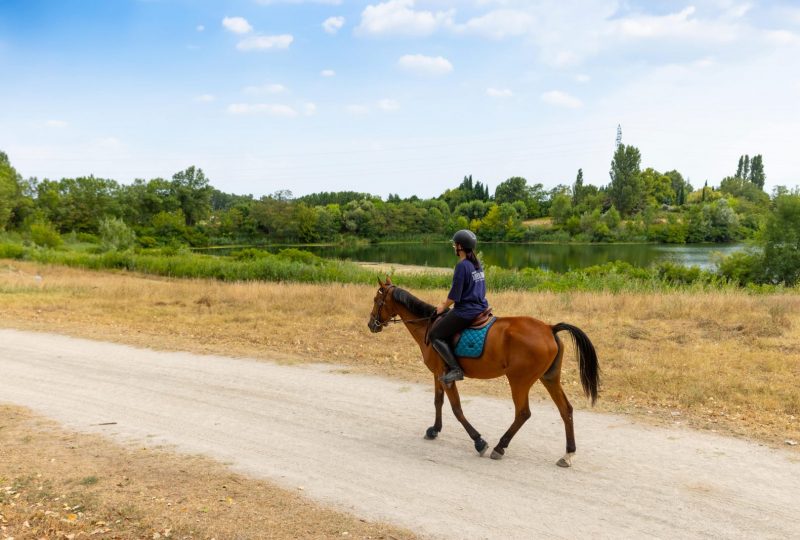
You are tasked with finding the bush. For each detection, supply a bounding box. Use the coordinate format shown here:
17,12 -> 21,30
277,248 -> 323,265
717,251 -> 763,285
30,222 -> 62,248
99,217 -> 136,252
0,242 -> 25,259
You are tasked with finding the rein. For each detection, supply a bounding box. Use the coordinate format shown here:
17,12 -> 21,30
373,285 -> 436,327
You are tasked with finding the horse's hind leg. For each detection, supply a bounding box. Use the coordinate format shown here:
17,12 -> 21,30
442,384 -> 488,455
490,375 -> 535,460
425,375 -> 444,440
540,374 -> 576,468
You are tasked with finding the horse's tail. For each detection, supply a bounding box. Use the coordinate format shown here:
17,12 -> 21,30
552,323 -> 600,405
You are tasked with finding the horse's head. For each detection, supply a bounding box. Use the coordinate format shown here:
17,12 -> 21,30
367,275 -> 396,333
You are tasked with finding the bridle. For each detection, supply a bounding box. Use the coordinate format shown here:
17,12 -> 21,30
370,285 -> 435,328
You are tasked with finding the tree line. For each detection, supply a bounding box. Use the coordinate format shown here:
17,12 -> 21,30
1,143 -> 799,285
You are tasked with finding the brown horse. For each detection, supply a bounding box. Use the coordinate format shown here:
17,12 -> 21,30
367,276 -> 599,467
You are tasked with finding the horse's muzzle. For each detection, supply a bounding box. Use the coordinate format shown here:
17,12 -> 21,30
367,318 -> 383,333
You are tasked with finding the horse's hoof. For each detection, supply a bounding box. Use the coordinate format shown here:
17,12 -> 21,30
556,453 -> 574,468
425,427 -> 439,440
490,449 -> 503,460
475,438 -> 488,456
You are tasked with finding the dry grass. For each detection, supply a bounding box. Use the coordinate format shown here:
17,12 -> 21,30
0,405 -> 416,540
2,260 -> 799,451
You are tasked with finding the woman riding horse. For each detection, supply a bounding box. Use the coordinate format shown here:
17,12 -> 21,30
430,229 -> 489,384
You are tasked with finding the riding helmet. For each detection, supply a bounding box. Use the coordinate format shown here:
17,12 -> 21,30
452,229 -> 477,251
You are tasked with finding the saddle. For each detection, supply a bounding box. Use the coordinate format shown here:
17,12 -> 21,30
452,307 -> 494,344
428,308 -> 497,358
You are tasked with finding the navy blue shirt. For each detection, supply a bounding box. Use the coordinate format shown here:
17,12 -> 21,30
448,258 -> 489,319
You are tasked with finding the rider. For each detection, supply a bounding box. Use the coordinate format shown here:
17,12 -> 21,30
430,229 -> 489,384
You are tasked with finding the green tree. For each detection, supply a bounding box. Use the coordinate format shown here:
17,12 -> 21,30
750,154 -> 765,189
549,192 -> 573,226
171,166 -> 212,226
609,144 -> 643,216
572,169 -> 584,206
494,176 -> 530,206
0,151 -> 21,230
761,193 -> 800,285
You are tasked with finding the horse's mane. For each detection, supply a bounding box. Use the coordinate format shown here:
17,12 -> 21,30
392,287 -> 436,318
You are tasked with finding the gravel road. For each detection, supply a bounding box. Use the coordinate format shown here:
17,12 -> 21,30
1,328 -> 798,539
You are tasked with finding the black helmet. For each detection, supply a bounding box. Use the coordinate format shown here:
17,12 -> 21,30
452,229 -> 477,251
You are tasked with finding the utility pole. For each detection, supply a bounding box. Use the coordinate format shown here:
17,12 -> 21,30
615,124 -> 622,148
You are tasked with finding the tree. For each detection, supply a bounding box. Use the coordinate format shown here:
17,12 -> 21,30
761,193 -> 800,285
171,166 -> 212,226
494,177 -> 530,206
0,151 -> 21,231
572,169 -> 584,206
750,154 -> 765,189
609,144 -> 643,217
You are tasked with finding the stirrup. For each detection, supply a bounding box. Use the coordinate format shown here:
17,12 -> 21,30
439,368 -> 464,384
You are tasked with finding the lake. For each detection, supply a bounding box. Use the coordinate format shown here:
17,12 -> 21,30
205,242 -> 747,273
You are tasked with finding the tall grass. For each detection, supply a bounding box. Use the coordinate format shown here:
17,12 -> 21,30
0,241 -> 787,293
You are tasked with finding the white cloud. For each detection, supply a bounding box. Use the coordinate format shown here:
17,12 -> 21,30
377,98 -> 400,111
237,35 -> 294,51
457,9 -> 535,39
228,103 -> 298,117
196,25 -> 205,32
45,119 -> 68,128
614,6 -> 737,42
304,102 -> 317,116
357,0 -> 454,37
765,29 -> 800,45
575,74 -> 591,83
323,16 -> 345,35
397,54 -> 453,76
243,83 -> 288,95
486,87 -> 513,98
346,104 -> 370,115
222,16 -> 253,35
321,69 -> 336,77
541,90 -> 582,108
194,94 -> 216,103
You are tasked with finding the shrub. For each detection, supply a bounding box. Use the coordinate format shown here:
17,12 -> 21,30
30,222 -> 62,248
0,242 -> 24,259
99,217 -> 136,252
717,251 -> 763,285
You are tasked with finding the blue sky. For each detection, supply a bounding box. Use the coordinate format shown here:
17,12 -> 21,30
1,0 -> 799,198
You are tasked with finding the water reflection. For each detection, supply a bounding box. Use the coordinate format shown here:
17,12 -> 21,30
218,242 -> 746,273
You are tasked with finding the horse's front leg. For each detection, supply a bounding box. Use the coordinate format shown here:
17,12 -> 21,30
425,375 -> 444,440
443,383 -> 488,456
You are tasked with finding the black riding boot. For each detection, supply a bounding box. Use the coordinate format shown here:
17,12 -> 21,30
432,338 -> 464,384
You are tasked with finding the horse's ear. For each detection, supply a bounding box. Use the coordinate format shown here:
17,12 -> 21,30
377,276 -> 384,288
385,274 -> 392,285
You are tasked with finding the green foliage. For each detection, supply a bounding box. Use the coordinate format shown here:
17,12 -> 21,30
0,242 -> 25,259
0,151 -> 21,231
29,222 -> 62,248
99,217 -> 136,252
609,144 -> 643,216
717,251 -> 763,285
762,193 -> 800,286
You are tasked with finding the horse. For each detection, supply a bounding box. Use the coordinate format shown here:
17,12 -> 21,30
367,276 -> 599,467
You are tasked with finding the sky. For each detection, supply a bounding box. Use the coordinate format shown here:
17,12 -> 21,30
1,0 -> 799,199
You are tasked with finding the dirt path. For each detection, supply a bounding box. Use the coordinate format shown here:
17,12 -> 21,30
1,328 -> 799,539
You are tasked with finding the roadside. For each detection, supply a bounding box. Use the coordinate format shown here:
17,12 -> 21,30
0,403 -> 415,539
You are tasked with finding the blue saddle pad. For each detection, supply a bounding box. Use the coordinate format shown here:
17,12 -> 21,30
453,317 -> 497,358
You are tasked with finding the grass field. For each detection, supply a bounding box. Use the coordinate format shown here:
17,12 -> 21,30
1,259 -> 799,537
